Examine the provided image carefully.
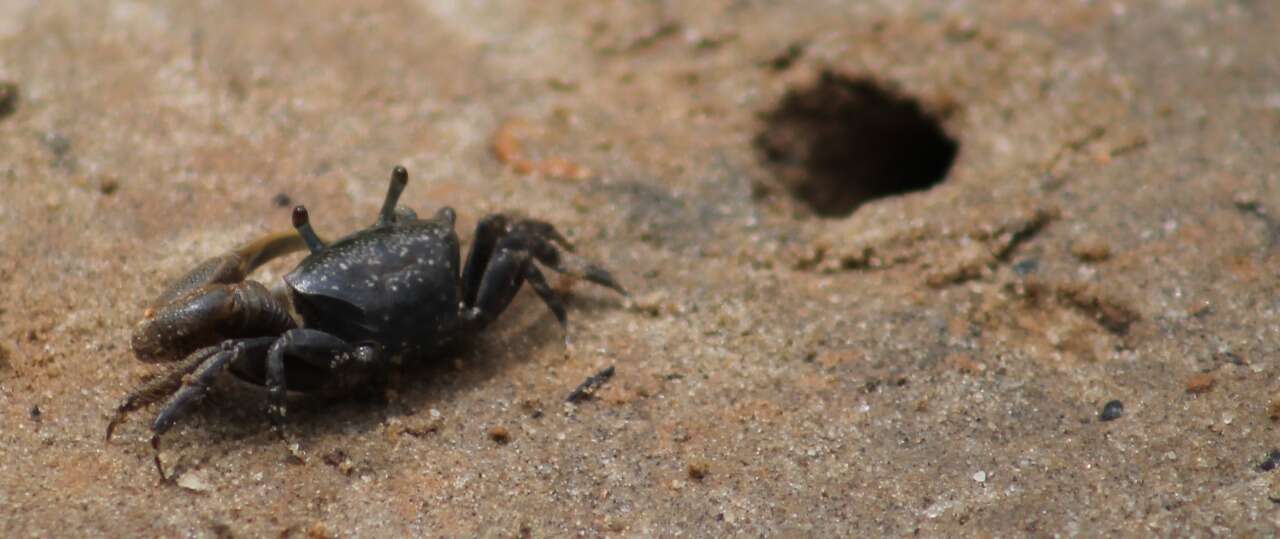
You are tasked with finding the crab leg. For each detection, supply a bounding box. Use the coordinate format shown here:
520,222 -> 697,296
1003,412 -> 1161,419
464,246 -> 533,328
460,214 -> 509,306
150,337 -> 277,435
462,235 -> 573,332
523,264 -> 567,329
264,329 -> 381,427
147,337 -> 276,480
105,344 -> 223,441
462,214 -> 626,307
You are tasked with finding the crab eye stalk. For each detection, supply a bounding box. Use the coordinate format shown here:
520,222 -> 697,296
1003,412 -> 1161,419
376,165 -> 410,227
292,205 -> 326,253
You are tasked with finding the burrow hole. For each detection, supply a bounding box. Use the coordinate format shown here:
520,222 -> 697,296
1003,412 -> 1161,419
755,71 -> 959,218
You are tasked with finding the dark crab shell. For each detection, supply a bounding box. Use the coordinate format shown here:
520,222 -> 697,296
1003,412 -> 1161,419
284,215 -> 462,352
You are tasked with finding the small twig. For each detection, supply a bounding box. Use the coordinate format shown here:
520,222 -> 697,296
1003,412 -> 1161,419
566,366 -> 616,403
1044,125 -> 1107,174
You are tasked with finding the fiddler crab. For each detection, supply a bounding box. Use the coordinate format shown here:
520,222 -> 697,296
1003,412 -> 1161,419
106,166 -> 626,479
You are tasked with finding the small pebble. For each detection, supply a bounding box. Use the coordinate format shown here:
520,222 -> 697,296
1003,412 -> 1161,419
1070,234 -> 1111,262
1099,400 -> 1124,422
1185,373 -> 1216,394
308,522 -> 335,539
1267,397 -> 1280,421
42,132 -> 71,159
322,449 -> 354,475
972,471 -> 987,483
687,460 -> 710,480
488,425 -> 511,444
1259,450 -> 1280,472
1012,258 -> 1039,276
98,177 -> 120,195
1234,191 -> 1261,209
272,193 -> 292,207
1270,474 -> 1280,503
765,42 -> 807,71
944,353 -> 983,374
520,399 -> 544,418
629,291 -> 668,316
1216,352 -> 1246,366
176,471 -> 212,492
0,81 -> 17,119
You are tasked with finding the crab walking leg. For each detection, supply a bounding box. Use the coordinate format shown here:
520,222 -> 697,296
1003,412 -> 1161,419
460,214 -> 575,304
463,236 -> 568,332
264,329 -> 381,427
148,337 -> 275,480
523,262 -> 574,349
149,230 -> 308,309
463,245 -> 532,328
508,218 -> 575,252
105,344 -> 222,441
461,214 -> 510,306
523,264 -> 568,330
461,214 -> 627,307
514,232 -> 627,296
149,337 -> 277,435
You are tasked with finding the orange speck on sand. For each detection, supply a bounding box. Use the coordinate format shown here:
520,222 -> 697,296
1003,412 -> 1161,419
1185,373 -> 1215,394
492,119 -> 593,180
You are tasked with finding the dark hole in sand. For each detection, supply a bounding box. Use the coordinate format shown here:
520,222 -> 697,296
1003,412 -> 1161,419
755,71 -> 958,217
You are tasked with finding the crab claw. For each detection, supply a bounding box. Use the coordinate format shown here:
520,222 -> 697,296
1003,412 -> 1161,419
132,281 -> 293,363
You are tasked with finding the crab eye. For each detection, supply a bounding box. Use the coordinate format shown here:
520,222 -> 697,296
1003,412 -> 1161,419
377,166 -> 410,227
292,205 -> 326,253
291,206 -> 309,228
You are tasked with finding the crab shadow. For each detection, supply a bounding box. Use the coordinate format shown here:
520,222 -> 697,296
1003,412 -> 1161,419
153,287 -> 625,468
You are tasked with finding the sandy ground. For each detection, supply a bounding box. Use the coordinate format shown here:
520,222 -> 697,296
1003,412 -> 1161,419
2,0 -> 1280,536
